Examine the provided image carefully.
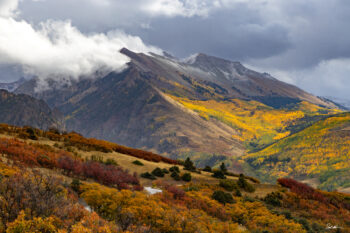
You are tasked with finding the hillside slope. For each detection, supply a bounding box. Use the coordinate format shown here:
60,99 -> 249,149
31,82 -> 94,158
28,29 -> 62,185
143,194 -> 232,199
0,89 -> 63,129
0,124 -> 349,232
244,113 -> 350,191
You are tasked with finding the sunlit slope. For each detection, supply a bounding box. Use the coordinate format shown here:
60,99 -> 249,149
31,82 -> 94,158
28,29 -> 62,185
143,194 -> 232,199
170,95 -> 339,150
244,113 -> 350,190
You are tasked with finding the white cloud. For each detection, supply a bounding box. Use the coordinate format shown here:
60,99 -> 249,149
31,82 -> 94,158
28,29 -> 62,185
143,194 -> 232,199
296,59 -> 350,98
0,0 -> 161,90
0,0 -> 18,17
142,0 -> 215,18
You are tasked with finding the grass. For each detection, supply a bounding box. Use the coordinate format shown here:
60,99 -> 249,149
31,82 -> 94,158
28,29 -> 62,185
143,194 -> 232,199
0,132 -> 280,195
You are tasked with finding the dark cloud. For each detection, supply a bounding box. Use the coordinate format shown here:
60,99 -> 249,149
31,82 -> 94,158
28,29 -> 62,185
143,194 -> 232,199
134,9 -> 291,61
0,0 -> 349,99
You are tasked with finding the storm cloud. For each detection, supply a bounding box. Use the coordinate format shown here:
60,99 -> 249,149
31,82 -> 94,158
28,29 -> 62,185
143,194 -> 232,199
1,0 -> 350,99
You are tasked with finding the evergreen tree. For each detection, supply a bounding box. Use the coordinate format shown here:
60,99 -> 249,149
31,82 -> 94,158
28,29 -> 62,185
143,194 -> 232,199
183,157 -> 196,171
220,162 -> 227,173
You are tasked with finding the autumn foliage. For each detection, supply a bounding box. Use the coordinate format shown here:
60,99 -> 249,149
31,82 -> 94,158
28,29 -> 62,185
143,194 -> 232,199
62,132 -> 178,164
58,156 -> 140,190
0,124 -> 178,165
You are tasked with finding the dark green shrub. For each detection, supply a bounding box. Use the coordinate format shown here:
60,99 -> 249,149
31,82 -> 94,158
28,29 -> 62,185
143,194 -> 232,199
105,158 -> 118,166
181,173 -> 192,182
263,192 -> 283,206
219,179 -> 238,192
243,195 -> 256,203
141,172 -> 156,180
162,168 -> 169,174
297,218 -> 310,232
132,160 -> 144,166
234,188 -> 242,197
220,162 -> 227,173
70,179 -> 82,194
237,174 -> 255,192
152,168 -> 165,177
281,211 -> 292,220
212,190 -> 235,205
203,166 -> 212,172
25,127 -> 38,140
212,170 -> 226,179
171,171 -> 181,181
169,166 -> 180,173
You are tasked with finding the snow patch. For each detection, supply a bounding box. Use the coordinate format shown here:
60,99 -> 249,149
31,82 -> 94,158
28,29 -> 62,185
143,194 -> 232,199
145,186 -> 162,195
182,53 -> 200,64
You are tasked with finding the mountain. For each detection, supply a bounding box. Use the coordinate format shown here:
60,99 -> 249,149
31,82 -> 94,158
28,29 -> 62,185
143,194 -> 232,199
0,78 -> 26,92
244,112 -> 350,191
0,89 -> 63,129
14,49 -> 339,162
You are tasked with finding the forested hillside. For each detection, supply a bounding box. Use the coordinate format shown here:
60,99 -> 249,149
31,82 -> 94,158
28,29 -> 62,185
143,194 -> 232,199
0,124 -> 349,232
244,113 -> 350,191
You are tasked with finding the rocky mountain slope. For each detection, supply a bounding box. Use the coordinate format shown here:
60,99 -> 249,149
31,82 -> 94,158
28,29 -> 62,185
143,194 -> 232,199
0,89 -> 63,129
14,49 -> 338,159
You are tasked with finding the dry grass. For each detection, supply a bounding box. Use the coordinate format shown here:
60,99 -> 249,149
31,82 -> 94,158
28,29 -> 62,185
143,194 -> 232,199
0,133 -> 277,195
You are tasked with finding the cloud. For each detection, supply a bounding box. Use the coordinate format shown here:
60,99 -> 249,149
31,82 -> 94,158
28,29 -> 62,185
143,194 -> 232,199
1,0 -> 350,99
142,0 -> 213,18
0,0 -> 161,90
0,0 -> 18,17
295,59 -> 350,99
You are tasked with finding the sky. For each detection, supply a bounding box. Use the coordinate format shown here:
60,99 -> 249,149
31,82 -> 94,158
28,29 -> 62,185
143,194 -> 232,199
0,0 -> 349,99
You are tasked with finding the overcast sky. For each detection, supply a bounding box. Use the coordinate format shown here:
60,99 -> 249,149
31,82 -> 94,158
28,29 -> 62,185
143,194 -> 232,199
0,0 -> 349,99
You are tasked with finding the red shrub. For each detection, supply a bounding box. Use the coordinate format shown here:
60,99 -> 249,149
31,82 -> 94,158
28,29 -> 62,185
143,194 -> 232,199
278,178 -> 327,204
166,185 -> 186,200
58,156 -> 140,190
0,138 -> 58,168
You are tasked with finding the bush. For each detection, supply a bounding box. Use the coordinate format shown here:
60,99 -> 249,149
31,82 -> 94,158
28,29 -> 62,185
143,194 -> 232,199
281,211 -> 292,220
219,179 -> 238,192
24,127 -> 38,140
212,190 -> 235,205
132,160 -> 144,166
58,156 -> 139,189
212,170 -> 226,179
234,189 -> 242,197
237,174 -> 255,192
104,158 -> 118,166
162,168 -> 169,174
263,192 -> 283,207
151,168 -> 165,177
169,166 -> 180,173
183,158 -> 196,171
70,179 -> 82,194
220,162 -> 227,173
203,166 -> 212,172
140,172 -> 156,180
243,196 -> 256,203
166,186 -> 186,200
181,173 -> 192,182
171,171 -> 181,181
